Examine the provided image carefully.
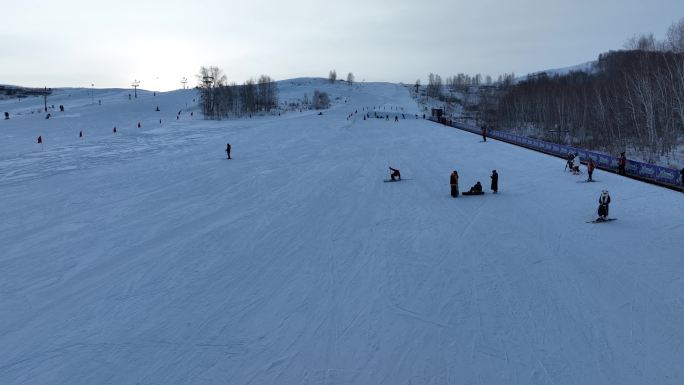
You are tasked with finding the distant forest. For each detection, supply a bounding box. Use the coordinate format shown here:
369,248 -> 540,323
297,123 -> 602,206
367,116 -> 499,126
426,18 -> 684,163
196,66 -> 278,119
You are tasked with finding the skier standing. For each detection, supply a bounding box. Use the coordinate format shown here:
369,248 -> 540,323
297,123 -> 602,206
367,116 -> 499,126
587,158 -> 595,182
481,126 -> 487,142
565,153 -> 575,171
450,170 -> 459,197
572,153 -> 581,174
226,143 -> 232,159
597,190 -> 611,221
490,170 -> 498,193
618,152 -> 626,176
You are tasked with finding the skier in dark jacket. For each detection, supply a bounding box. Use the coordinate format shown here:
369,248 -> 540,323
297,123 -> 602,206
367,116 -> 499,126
618,152 -> 626,176
481,126 -> 487,142
566,153 -> 575,171
450,170 -> 459,197
587,158 -> 595,182
389,167 -> 401,181
597,190 -> 611,221
490,170 -> 498,193
226,143 -> 231,159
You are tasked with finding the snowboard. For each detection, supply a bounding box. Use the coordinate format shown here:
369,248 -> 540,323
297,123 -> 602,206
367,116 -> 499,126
587,218 -> 617,224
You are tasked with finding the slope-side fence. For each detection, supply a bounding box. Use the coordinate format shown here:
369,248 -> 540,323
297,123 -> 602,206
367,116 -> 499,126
429,117 -> 684,192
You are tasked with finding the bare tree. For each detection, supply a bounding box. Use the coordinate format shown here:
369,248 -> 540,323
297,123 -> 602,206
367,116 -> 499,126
624,33 -> 658,51
328,70 -> 337,83
313,90 -> 330,109
346,72 -> 355,85
427,73 -> 443,98
257,75 -> 278,112
666,18 -> 684,53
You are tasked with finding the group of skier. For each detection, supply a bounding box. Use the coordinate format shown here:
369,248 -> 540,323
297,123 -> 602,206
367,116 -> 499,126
449,169 -> 498,197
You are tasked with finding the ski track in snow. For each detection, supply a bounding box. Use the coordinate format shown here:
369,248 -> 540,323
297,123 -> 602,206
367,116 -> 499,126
1,81 -> 684,385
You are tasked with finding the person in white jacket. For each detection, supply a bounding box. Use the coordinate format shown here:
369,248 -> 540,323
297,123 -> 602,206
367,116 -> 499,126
572,153 -> 581,174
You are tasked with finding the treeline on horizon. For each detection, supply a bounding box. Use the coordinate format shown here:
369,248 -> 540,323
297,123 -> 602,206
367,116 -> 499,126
429,18 -> 684,163
196,66 -> 279,119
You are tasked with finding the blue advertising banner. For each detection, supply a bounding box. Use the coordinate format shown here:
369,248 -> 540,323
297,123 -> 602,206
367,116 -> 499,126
432,119 -> 683,188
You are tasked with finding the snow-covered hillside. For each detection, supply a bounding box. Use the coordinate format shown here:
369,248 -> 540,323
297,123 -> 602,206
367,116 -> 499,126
1,80 -> 683,385
520,60 -> 598,81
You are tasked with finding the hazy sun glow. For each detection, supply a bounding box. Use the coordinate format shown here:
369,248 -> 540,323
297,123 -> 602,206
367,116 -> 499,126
2,0 -> 684,90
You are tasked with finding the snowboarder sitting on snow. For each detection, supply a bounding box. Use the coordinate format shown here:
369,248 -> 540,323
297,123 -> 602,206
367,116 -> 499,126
389,167 -> 401,181
597,190 -> 611,221
462,181 -> 484,196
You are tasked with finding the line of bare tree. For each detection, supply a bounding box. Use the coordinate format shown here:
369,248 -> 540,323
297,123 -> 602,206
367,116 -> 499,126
197,66 -> 278,119
493,50 -> 684,162
488,19 -> 684,162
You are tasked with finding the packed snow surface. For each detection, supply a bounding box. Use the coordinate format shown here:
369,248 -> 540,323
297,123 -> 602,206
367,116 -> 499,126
1,79 -> 683,385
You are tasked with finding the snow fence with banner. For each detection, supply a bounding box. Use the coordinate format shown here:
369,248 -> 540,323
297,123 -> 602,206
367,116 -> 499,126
431,118 -> 683,188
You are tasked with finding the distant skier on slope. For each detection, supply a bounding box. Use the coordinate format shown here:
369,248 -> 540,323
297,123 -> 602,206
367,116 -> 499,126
587,158 -> 595,182
450,170 -> 459,197
597,190 -> 611,221
481,126 -> 487,142
565,153 -> 575,171
226,143 -> 232,159
490,170 -> 498,193
618,152 -> 627,176
572,153 -> 581,174
389,167 -> 401,181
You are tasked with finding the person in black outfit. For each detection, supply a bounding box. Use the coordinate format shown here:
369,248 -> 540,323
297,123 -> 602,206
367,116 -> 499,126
618,152 -> 626,176
565,153 -> 574,171
389,167 -> 401,181
462,181 -> 484,195
450,170 -> 459,197
226,143 -> 232,159
4,112 -> 8,120
481,126 -> 487,142
490,170 -> 498,193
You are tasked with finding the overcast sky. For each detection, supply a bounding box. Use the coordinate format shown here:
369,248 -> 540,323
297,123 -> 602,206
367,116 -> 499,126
2,0 -> 684,91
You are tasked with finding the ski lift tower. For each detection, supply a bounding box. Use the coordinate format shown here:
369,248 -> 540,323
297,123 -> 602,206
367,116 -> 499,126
132,79 -> 140,98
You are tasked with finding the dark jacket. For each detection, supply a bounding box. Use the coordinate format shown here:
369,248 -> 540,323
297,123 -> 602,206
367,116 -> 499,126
490,171 -> 498,191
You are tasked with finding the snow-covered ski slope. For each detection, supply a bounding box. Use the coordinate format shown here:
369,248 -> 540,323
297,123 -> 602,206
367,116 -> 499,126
1,79 -> 683,385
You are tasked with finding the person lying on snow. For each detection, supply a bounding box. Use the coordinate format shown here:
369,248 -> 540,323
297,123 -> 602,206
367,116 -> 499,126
462,181 -> 484,195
